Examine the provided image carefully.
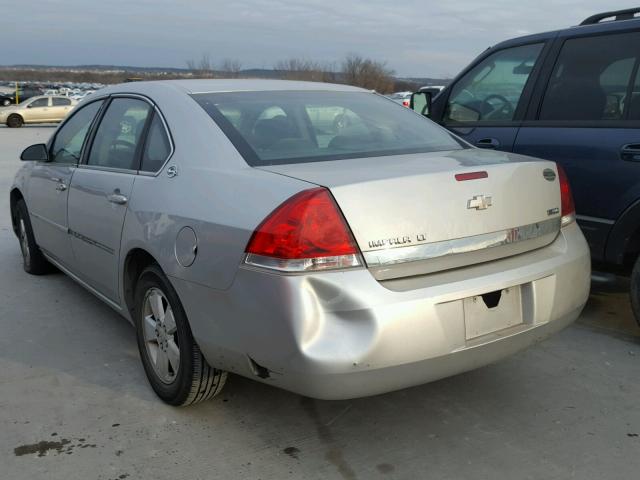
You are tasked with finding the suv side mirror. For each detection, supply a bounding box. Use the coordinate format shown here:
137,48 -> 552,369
410,91 -> 432,117
20,143 -> 49,162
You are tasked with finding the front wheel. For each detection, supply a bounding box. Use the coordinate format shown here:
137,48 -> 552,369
134,264 -> 227,406
7,114 -> 23,128
1,98 -> 10,107
15,200 -> 51,275
630,256 -> 640,327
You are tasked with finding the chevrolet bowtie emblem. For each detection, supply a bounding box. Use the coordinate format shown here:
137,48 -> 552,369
467,194 -> 492,210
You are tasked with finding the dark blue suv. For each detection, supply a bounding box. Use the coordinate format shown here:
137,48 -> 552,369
414,8 -> 640,324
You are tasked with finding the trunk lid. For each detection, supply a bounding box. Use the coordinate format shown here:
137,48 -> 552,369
259,149 -> 562,280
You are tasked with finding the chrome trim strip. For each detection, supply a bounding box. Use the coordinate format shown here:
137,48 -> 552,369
576,214 -> 615,225
41,250 -> 123,312
30,211 -> 69,233
364,217 -> 561,267
69,229 -> 115,255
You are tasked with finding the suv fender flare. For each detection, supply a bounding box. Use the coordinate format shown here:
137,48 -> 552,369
605,198 -> 640,266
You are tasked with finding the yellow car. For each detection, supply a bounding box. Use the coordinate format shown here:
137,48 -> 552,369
0,95 -> 77,128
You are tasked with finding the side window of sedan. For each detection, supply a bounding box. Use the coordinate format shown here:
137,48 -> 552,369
50,100 -> 104,164
444,43 -> 544,123
87,98 -> 152,170
30,98 -> 49,108
140,113 -> 171,173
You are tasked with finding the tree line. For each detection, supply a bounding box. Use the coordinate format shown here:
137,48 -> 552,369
0,54 -> 420,93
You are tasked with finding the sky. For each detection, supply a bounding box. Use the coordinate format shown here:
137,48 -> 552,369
2,1 -> 638,77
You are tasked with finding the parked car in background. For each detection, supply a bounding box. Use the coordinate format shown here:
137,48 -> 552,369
387,91 -> 413,107
0,95 -> 77,127
10,79 -> 589,405
412,7 -> 640,325
0,87 -> 43,106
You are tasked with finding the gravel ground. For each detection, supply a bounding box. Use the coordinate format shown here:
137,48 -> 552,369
1,126 -> 639,480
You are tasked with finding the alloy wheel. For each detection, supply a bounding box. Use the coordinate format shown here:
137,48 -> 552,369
142,287 -> 180,384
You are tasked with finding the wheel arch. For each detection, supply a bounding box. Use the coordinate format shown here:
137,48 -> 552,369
605,198 -> 640,270
122,248 -> 162,319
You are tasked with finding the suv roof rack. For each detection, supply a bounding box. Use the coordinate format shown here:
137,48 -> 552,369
580,7 -> 640,25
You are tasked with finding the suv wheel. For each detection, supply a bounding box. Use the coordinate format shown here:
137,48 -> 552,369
7,114 -> 23,128
134,264 -> 227,406
630,256 -> 640,327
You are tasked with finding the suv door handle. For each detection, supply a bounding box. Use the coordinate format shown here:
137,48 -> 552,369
620,143 -> 640,162
107,193 -> 128,205
475,138 -> 501,149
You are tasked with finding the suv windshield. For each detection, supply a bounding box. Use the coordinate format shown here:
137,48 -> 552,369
191,91 -> 465,166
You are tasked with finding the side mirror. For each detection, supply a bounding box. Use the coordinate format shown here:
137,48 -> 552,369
410,91 -> 432,117
26,104 -> 33,108
20,143 -> 49,162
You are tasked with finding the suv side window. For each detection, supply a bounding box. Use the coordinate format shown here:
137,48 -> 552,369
445,43 -> 544,123
140,113 -> 171,172
87,98 -> 152,170
539,32 -> 640,121
52,97 -> 72,106
50,100 -> 104,164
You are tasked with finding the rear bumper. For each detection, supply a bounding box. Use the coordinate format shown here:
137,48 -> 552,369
171,222 -> 590,400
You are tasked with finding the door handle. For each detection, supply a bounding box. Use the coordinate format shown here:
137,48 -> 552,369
107,193 -> 128,205
475,138 -> 501,149
620,143 -> 640,162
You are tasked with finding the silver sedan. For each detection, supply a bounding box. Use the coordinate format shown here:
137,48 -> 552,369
10,80 -> 590,405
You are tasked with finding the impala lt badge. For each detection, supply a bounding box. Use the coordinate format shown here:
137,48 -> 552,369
467,194 -> 492,210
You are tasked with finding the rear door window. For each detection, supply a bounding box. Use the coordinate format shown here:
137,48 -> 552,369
86,98 -> 152,170
52,97 -> 72,106
444,43 -> 544,123
539,32 -> 640,121
140,113 -> 171,172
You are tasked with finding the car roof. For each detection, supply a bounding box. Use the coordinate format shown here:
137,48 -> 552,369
492,16 -> 640,50
96,79 -> 368,97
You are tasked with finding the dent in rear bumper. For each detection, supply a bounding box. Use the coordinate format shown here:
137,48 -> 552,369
170,222 -> 590,399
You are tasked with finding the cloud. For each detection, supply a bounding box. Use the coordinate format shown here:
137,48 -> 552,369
2,0 -> 636,77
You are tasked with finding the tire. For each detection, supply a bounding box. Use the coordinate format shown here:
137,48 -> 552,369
630,255 -> 640,327
7,114 -> 23,128
1,98 -> 10,107
15,200 -> 51,275
134,264 -> 227,406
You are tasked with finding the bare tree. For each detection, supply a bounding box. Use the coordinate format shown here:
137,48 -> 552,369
186,53 -> 215,78
274,58 -> 336,83
219,58 -> 243,78
341,54 -> 395,93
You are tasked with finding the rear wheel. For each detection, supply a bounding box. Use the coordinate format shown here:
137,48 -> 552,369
630,256 -> 640,327
1,98 -> 10,107
7,114 -> 23,128
134,264 -> 227,406
15,200 -> 51,275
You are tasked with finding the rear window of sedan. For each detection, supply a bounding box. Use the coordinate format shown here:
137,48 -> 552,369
191,91 -> 465,166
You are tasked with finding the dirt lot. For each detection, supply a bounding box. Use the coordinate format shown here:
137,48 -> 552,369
1,126 -> 639,480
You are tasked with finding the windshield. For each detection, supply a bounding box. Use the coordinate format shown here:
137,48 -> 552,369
191,91 -> 465,166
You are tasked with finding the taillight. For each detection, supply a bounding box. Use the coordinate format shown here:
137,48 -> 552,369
244,187 -> 362,272
557,164 -> 575,227
402,100 -> 410,107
